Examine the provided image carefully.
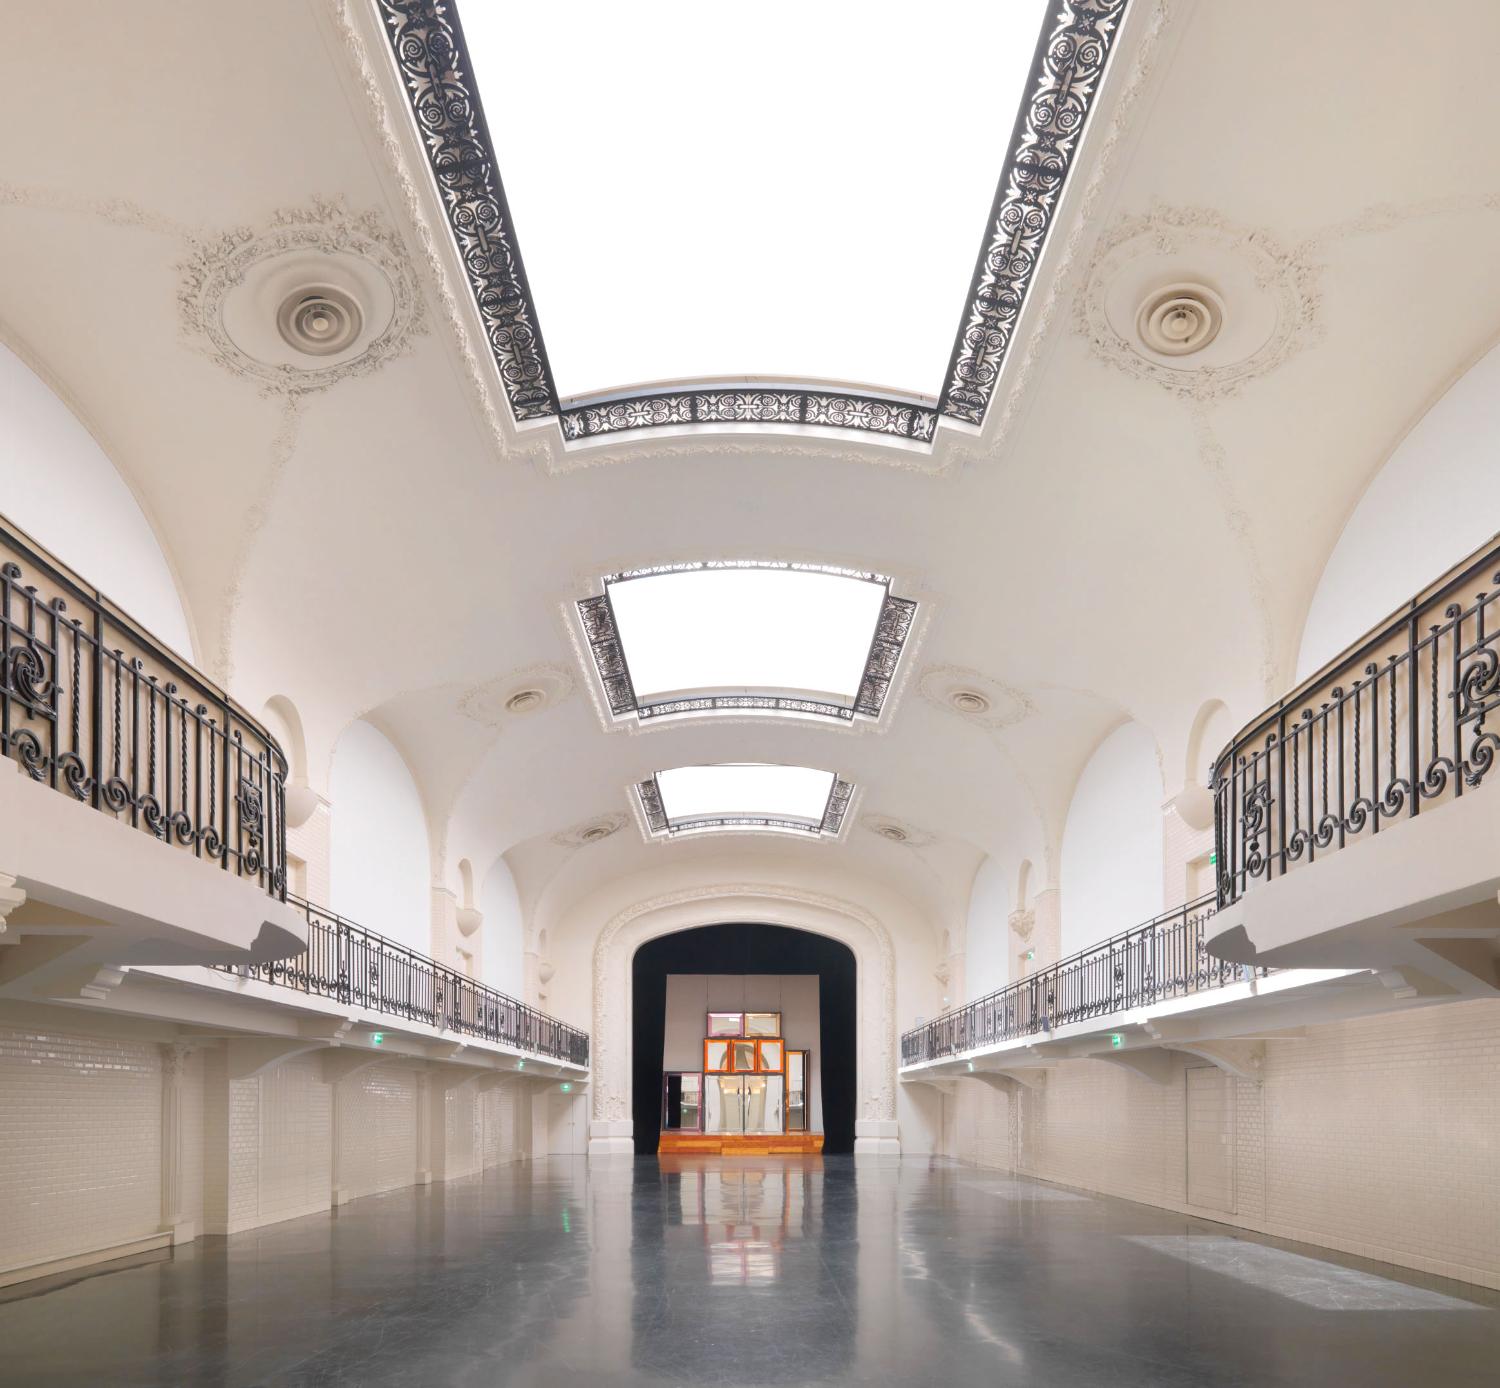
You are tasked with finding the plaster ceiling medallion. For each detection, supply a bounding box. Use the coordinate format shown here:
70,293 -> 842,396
860,814 -> 935,849
458,665 -> 574,728
1076,207 -> 1320,398
918,666 -> 1035,729
552,813 -> 626,848
178,200 -> 425,396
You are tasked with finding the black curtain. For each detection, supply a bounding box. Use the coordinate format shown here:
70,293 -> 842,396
631,923 -> 856,1154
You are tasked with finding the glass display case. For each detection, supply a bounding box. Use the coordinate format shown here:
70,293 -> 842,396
662,1072 -> 703,1132
786,1051 -> 809,1132
675,1012 -> 806,1137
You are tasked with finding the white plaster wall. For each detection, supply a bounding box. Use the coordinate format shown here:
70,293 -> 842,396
1298,340 -> 1500,680
480,857 -> 525,998
328,720 -> 430,950
1060,722 -> 1164,955
0,342 -> 193,660
964,856 -> 1010,1001
0,1026 -> 162,1274
941,997 -> 1500,1290
663,974 -> 823,1133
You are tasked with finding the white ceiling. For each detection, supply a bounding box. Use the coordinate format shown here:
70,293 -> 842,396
1,0 -> 1498,951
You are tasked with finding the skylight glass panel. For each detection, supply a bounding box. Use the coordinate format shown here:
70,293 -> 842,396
460,0 -> 1051,397
607,566 -> 885,701
658,764 -> 834,825
636,763 -> 854,838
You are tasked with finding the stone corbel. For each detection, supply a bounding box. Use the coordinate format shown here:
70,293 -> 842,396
978,1067 -> 1050,1093
1161,1040 -> 1266,1083
226,1036 -> 326,1081
319,1047 -> 389,1085
1093,1048 -> 1178,1085
0,872 -> 26,940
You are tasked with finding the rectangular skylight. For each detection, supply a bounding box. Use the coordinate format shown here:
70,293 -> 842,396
458,0 -> 1052,398
606,565 -> 887,702
657,764 -> 835,826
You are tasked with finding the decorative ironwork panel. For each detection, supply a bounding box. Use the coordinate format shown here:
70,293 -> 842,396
854,595 -> 917,718
939,0 -> 1132,426
375,0 -> 559,422
575,595 -> 638,716
215,897 -> 590,1066
0,525 -> 288,901
899,895 -> 1262,1066
819,778 -> 854,834
561,387 -> 938,443
1211,540 -> 1500,909
636,776 -> 668,834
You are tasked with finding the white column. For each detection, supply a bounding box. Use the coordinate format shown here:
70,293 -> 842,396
159,1042 -> 196,1244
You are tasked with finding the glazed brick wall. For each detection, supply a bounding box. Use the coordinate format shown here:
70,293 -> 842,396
943,997 -> 1500,1288
0,1026 -> 162,1273
256,1056 -> 333,1225
338,1062 -> 420,1199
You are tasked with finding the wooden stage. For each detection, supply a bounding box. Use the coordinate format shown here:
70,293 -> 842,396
658,1132 -> 825,1157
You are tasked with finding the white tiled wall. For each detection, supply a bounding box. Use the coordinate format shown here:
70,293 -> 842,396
0,1026 -> 163,1274
943,997 -> 1500,1289
0,1011 -> 538,1279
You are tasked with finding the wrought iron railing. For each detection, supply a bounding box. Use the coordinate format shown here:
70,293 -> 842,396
1213,536 -> 1500,908
215,896 -> 590,1067
900,895 -> 1259,1066
0,517 -> 287,898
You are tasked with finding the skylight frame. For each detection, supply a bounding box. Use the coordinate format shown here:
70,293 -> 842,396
374,0 -> 1132,444
575,561 -> 917,727
635,766 -> 855,841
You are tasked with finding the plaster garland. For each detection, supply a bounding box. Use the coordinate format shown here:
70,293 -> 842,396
589,884 -> 898,1128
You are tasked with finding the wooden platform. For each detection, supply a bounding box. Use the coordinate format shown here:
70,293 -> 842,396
658,1132 -> 825,1156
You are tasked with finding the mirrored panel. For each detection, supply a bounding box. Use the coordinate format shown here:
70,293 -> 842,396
711,1075 -> 745,1133
732,1040 -> 757,1072
707,1011 -> 744,1037
786,1050 -> 808,1132
744,1012 -> 781,1036
759,1039 -> 783,1072
705,1039 -> 730,1072
741,1075 -> 785,1133
662,1072 -> 703,1131
705,1074 -> 726,1132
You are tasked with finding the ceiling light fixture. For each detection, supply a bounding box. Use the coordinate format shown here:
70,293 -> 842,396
276,286 -> 364,357
1136,283 -> 1224,357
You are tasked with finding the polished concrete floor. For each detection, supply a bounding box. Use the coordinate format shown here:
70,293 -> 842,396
2,1157 -> 1497,1387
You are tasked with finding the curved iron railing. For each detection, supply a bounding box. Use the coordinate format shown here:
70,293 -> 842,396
900,895 -> 1257,1066
0,517 -> 287,898
216,896 -> 590,1067
1212,535 -> 1500,908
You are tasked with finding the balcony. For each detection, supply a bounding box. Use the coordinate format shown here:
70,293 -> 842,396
208,896 -> 589,1069
0,515 -> 305,1002
1207,535 -> 1500,1000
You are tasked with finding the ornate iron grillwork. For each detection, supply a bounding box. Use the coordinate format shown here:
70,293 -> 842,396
634,771 -> 854,841
560,386 -> 939,444
1212,536 -> 1500,909
577,564 -> 916,726
375,0 -> 559,421
938,0 -> 1132,427
899,894 -> 1262,1066
0,519 -> 288,900
215,896 -> 590,1066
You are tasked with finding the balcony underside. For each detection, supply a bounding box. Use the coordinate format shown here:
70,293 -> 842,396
1207,785 -> 1500,1002
899,966 -> 1439,1085
0,759 -> 305,1006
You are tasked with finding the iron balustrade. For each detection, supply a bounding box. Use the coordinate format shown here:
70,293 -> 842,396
215,896 -> 590,1067
1212,535 -> 1500,908
900,895 -> 1257,1066
0,517 -> 287,898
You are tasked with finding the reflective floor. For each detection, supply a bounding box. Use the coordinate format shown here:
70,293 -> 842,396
2,1157 -> 1498,1387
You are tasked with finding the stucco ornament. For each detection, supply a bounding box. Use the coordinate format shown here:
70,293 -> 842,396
1076,205 -> 1321,399
458,664 -> 575,728
177,199 -> 426,396
589,885 -> 898,1129
551,813 -> 627,849
1008,908 -> 1036,944
918,665 -> 1036,730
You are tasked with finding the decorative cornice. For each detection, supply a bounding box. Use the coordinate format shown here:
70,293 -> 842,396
939,0 -> 1132,425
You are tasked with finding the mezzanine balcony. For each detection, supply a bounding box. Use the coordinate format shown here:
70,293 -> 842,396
0,514 -> 305,1005
1207,534 -> 1500,1002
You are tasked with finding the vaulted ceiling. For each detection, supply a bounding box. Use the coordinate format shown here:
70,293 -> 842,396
3,0 -> 1498,941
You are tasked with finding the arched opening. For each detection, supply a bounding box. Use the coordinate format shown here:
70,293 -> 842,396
630,924 -> 857,1155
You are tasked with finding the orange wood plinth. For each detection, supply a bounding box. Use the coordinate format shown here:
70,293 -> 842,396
658,1132 -> 825,1156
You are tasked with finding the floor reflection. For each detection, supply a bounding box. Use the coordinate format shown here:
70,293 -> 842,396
0,1158 -> 1496,1387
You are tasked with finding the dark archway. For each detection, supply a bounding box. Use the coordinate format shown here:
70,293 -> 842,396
631,923 -> 857,1154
